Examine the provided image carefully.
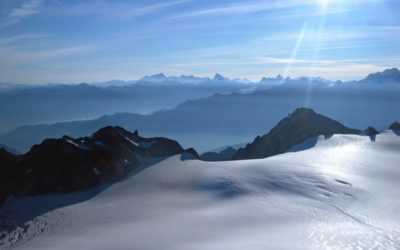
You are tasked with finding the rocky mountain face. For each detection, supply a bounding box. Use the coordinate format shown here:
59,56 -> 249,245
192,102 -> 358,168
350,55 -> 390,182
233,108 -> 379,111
0,126 -> 195,203
0,149 -> 17,203
233,108 -> 361,160
0,144 -> 17,155
390,122 -> 400,136
200,147 -> 237,162
390,122 -> 400,131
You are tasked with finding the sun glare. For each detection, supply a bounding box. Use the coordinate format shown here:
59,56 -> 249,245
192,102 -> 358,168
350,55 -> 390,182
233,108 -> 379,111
317,0 -> 332,10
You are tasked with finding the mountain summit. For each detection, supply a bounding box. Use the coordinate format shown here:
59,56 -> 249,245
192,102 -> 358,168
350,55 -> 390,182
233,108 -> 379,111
362,68 -> 400,84
390,122 -> 400,133
141,73 -> 168,82
213,73 -> 227,81
233,108 -> 361,160
0,127 -> 193,203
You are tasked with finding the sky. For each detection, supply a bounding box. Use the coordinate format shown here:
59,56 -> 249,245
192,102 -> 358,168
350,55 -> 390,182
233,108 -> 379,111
0,0 -> 400,84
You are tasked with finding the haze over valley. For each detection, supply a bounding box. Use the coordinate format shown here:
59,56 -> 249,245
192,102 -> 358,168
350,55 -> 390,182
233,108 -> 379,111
1,68 -> 399,152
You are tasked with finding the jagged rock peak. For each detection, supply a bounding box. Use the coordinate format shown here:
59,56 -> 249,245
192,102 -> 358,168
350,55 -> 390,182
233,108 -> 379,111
93,126 -> 138,141
233,108 -> 360,160
0,126 -> 186,203
364,127 -> 379,136
0,148 -> 16,162
181,148 -> 200,161
289,107 -> 317,117
213,73 -> 226,81
389,122 -> 400,131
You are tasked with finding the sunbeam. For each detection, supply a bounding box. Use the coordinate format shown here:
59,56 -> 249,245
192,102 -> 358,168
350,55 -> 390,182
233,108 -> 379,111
317,0 -> 333,12
304,0 -> 330,107
281,22 -> 308,81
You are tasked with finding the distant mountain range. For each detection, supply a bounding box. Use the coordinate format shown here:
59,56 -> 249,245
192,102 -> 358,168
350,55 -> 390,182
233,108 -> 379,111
360,68 -> 400,84
138,68 -> 400,87
139,73 -> 247,84
1,68 -> 399,134
0,77 -> 251,134
1,68 -> 399,152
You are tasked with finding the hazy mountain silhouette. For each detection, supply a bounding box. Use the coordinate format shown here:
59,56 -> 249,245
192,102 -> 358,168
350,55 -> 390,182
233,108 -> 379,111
361,68 -> 400,84
0,78 -> 251,134
200,147 -> 237,162
1,69 -> 399,152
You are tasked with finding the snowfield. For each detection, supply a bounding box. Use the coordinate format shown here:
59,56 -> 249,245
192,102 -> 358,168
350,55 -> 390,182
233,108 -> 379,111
1,131 -> 400,250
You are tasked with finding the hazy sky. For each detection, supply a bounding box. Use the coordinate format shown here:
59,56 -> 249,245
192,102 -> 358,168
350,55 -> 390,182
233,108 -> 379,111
1,0 -> 400,83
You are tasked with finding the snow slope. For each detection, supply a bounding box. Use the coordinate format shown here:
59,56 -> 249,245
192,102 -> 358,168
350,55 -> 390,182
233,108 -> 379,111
1,132 -> 400,250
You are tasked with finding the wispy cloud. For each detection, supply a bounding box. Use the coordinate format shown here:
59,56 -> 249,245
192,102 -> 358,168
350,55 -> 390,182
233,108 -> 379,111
256,56 -> 335,65
262,29 -> 370,43
0,33 -> 48,45
25,45 -> 96,60
0,45 -> 97,64
57,0 -> 191,20
172,0 -> 311,19
121,0 -> 191,19
287,63 -> 385,80
1,0 -> 43,28
10,0 -> 42,18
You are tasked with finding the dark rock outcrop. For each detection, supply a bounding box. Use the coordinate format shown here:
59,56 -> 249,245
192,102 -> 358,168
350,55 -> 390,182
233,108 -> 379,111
390,122 -> 400,135
0,149 -> 18,203
0,144 -> 18,155
390,122 -> 400,131
363,127 -> 379,136
181,148 -> 200,161
233,108 -> 361,160
201,147 -> 237,162
363,127 -> 379,141
0,126 -> 186,202
0,148 -> 15,164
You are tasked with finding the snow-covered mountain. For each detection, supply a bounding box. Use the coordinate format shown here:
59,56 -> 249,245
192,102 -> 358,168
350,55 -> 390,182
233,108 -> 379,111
1,131 -> 399,249
361,68 -> 400,84
213,73 -> 227,81
233,108 -> 361,160
258,75 -> 338,89
140,73 -> 211,84
200,108 -> 361,161
0,126 -> 195,203
89,68 -> 400,87
140,73 -> 248,85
